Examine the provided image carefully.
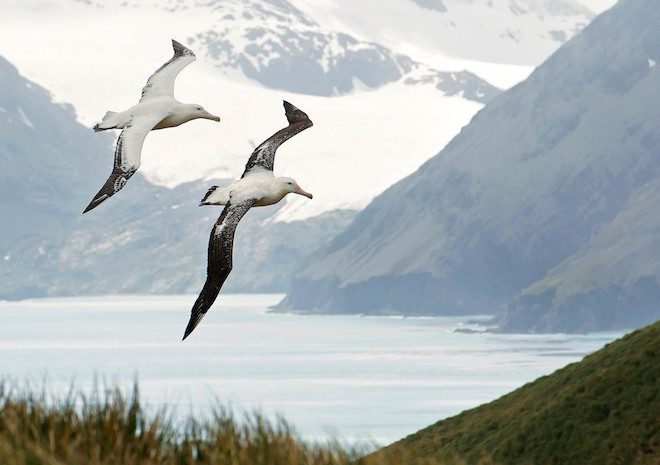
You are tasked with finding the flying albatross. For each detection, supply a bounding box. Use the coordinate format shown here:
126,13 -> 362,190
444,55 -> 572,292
182,101 -> 314,340
83,39 -> 221,213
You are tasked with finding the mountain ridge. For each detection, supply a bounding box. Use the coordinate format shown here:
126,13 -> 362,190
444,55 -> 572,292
0,55 -> 355,300
279,0 -> 660,333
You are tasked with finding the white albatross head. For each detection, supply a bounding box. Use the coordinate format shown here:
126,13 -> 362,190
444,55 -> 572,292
184,103 -> 221,122
279,177 -> 313,199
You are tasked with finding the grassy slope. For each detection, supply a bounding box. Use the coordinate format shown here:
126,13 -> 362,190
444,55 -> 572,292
374,321 -> 660,465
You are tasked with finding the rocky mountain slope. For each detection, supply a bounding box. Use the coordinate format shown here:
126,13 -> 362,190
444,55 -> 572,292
280,0 -> 660,332
495,177 -> 660,333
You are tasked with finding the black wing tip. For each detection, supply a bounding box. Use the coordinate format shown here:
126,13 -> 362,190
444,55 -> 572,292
182,318 -> 199,340
83,169 -> 135,214
171,39 -> 195,58
283,100 -> 312,126
182,307 -> 205,341
182,312 -> 197,340
82,194 -> 108,214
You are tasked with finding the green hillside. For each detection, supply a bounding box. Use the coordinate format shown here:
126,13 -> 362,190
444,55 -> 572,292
372,321 -> 660,465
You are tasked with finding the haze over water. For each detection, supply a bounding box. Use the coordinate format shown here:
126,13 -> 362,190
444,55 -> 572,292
0,294 -> 622,444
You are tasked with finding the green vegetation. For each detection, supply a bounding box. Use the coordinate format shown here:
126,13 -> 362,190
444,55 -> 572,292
0,383 -> 388,465
374,321 -> 660,465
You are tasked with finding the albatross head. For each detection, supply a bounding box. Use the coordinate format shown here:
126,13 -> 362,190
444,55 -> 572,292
280,177 -> 313,199
186,104 -> 221,122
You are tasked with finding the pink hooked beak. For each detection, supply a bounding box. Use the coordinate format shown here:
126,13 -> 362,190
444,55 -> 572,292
202,111 -> 221,122
294,184 -> 313,199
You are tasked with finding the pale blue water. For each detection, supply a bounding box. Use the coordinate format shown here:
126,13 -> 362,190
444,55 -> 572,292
0,294 -> 623,444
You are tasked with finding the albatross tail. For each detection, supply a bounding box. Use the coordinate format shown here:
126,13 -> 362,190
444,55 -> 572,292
93,111 -> 122,132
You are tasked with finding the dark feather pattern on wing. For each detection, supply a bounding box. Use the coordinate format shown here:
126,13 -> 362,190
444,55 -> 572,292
182,198 -> 257,340
83,127 -> 138,213
241,101 -> 313,177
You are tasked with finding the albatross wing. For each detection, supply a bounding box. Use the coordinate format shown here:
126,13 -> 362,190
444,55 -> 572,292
140,39 -> 196,102
241,101 -> 313,177
83,111 -> 167,213
182,198 -> 258,340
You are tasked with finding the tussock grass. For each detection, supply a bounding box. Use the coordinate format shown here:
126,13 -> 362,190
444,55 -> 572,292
0,381 -> 394,465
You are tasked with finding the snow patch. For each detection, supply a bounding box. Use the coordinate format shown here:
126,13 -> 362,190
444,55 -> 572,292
649,58 -> 656,68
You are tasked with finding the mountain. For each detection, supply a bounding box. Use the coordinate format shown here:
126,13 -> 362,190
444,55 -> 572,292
0,0 -> 617,223
371,320 -> 660,465
0,0 -> 628,303
0,56 -> 354,299
495,177 -> 660,333
0,0 -> 496,221
0,0 -> 609,222
289,0 -> 606,67
69,0 -> 499,101
190,0 -> 416,97
0,55 -> 112,288
280,0 -> 660,332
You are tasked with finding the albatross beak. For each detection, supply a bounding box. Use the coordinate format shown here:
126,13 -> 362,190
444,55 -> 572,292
202,111 -> 221,122
294,184 -> 313,199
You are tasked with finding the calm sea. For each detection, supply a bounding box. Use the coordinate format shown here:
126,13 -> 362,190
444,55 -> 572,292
0,294 -> 623,444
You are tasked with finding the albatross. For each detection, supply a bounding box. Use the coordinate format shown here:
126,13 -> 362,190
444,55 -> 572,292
84,39 -> 221,213
182,100 -> 314,340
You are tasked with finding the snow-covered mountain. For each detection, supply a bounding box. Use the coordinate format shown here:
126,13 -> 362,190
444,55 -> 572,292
0,55 -> 354,299
290,0 -> 612,67
1,0 -> 631,313
279,0 -> 660,333
0,0 -> 612,221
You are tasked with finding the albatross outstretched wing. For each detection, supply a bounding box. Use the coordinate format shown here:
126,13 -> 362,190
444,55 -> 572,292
241,101 -> 313,177
140,39 -> 196,102
83,111 -> 167,213
182,198 -> 257,340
